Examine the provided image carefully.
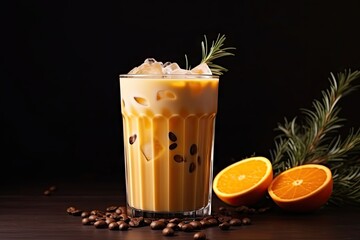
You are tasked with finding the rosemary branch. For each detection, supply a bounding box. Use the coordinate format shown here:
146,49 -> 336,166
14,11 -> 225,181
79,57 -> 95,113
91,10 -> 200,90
185,33 -> 236,75
270,69 -> 360,206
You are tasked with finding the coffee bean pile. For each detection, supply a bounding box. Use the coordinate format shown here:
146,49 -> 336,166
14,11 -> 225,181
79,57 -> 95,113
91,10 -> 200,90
67,205 -> 270,239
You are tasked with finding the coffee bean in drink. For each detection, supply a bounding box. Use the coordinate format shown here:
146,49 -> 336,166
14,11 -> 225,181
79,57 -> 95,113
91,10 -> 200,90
168,132 -> 177,142
190,144 -> 197,155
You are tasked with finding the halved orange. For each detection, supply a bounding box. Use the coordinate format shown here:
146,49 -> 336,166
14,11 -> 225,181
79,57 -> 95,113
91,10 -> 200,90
213,156 -> 273,207
268,164 -> 333,212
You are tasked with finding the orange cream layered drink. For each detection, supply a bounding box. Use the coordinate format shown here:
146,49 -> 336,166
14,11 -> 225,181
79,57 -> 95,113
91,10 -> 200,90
120,59 -> 219,218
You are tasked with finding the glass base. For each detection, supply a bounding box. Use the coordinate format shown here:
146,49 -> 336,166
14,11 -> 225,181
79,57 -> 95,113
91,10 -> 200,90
126,202 -> 212,220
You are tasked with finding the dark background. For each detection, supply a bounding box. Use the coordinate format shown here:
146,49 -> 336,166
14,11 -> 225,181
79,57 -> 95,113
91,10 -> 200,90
1,1 -> 360,188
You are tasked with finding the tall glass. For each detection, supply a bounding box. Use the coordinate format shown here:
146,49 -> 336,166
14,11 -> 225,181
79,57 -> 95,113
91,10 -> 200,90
119,74 -> 219,219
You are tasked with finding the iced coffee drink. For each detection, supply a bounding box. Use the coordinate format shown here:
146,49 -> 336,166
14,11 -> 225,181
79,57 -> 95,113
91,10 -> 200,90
119,34 -> 235,218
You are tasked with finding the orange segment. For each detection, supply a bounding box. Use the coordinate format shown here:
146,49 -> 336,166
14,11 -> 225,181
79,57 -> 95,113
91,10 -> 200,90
213,156 -> 273,207
268,164 -> 333,212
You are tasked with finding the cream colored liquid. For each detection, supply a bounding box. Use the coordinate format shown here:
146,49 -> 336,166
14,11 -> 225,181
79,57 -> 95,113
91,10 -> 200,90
120,76 -> 218,213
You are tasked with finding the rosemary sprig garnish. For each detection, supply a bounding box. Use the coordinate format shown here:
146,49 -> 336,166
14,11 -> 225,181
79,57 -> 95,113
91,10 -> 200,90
270,69 -> 360,206
185,33 -> 236,75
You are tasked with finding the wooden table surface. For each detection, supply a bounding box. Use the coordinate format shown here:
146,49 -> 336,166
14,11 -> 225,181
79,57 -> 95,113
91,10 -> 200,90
1,180 -> 359,240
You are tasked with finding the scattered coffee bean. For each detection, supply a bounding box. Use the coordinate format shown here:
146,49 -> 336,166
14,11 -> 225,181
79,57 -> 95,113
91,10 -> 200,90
193,231 -> 206,240
43,185 -> 57,196
94,220 -> 107,229
119,222 -> 129,230
162,227 -> 175,236
108,222 -> 119,230
229,218 -> 242,226
82,218 -> 92,225
166,222 -> 177,229
150,220 -> 166,230
43,190 -> 51,196
181,223 -> 194,232
219,222 -> 231,230
189,220 -> 202,230
242,217 -> 252,225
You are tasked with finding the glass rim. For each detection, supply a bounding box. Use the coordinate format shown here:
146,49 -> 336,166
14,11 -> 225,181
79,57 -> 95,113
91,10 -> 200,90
119,74 -> 219,79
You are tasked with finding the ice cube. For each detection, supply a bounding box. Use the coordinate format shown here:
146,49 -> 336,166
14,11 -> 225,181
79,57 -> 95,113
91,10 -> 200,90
190,63 -> 212,74
140,139 -> 164,161
134,96 -> 149,106
156,90 -> 176,100
163,62 -> 181,74
136,61 -> 163,74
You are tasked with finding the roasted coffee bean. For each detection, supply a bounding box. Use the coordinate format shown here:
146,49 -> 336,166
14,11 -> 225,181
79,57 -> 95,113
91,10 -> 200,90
169,143 -> 177,150
174,155 -> 184,163
66,207 -> 76,214
177,221 -> 186,229
199,219 -> 210,228
207,218 -> 218,226
94,220 -> 107,229
71,209 -> 83,216
242,217 -> 252,225
106,217 -> 116,225
81,211 -> 90,218
189,162 -> 196,173
129,219 -> 142,227
106,206 -> 118,212
217,216 -> 232,223
169,218 -> 181,224
219,222 -> 231,230
129,134 -> 137,144
190,144 -> 197,155
162,227 -> 175,236
143,218 -> 152,225
181,223 -> 194,232
193,231 -> 206,240
91,210 -> 105,216
168,132 -> 177,142
43,190 -> 51,196
229,218 -> 242,226
166,222 -> 177,229
119,222 -> 129,230
49,185 -> 57,191
108,222 -> 119,230
150,220 -> 166,230
189,220 -> 202,230
88,215 -> 98,221
81,218 -> 92,225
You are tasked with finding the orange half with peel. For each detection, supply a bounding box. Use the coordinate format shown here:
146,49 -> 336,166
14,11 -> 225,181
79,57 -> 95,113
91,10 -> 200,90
213,156 -> 273,207
268,164 -> 333,212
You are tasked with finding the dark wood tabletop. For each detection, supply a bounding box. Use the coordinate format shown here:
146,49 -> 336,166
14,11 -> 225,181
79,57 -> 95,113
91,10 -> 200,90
1,180 -> 359,240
